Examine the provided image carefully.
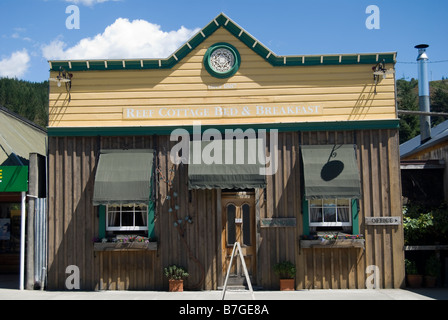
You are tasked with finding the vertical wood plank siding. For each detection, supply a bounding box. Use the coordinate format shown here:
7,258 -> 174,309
47,129 -> 404,290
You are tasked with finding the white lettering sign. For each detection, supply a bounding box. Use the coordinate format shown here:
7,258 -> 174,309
123,105 -> 323,120
365,217 -> 401,226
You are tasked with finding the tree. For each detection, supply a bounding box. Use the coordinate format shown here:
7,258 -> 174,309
0,78 -> 49,128
397,78 -> 419,144
430,81 -> 448,127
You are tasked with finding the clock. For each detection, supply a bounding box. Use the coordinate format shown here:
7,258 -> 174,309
204,43 -> 241,79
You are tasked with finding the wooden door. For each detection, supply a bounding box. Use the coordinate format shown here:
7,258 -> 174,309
221,192 -> 256,285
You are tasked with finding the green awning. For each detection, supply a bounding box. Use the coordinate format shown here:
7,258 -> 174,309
93,149 -> 154,206
301,145 -> 361,200
188,139 -> 267,190
0,166 -> 28,192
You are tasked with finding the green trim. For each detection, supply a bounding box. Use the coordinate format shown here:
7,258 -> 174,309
148,201 -> 155,239
352,199 -> 360,235
98,205 -> 106,239
204,42 -> 241,78
48,13 -> 396,72
47,119 -> 400,137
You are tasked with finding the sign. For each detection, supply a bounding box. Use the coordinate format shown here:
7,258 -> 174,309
365,216 -> 401,226
261,218 -> 297,228
0,166 -> 28,192
123,105 -> 323,121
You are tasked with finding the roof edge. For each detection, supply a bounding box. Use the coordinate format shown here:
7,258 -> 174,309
48,13 -> 397,72
0,105 -> 47,134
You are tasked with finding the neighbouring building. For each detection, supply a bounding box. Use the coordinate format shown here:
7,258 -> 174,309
46,13 -> 405,291
0,106 -> 47,290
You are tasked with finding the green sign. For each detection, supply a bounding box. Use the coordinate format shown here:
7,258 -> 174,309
0,166 -> 28,192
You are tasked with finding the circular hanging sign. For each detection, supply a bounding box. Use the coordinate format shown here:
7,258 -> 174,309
204,43 -> 241,78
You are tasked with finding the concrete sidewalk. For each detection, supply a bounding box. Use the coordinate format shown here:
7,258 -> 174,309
0,288 -> 447,300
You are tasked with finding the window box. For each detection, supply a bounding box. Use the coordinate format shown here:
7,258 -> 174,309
300,234 -> 365,249
300,239 -> 365,249
93,241 -> 158,252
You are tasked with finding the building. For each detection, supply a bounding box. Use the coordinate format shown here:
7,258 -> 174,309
401,120 -> 448,204
46,13 -> 405,290
0,106 -> 47,289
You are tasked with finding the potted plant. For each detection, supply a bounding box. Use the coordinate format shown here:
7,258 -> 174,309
425,255 -> 440,288
164,265 -> 189,292
273,261 -> 296,291
405,259 -> 422,288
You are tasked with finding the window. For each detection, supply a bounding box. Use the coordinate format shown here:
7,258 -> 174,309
106,204 -> 148,232
309,199 -> 351,227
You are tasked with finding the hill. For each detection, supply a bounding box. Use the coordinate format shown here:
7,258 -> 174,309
0,78 -> 49,128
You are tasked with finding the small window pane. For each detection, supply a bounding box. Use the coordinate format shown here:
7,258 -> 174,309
135,212 -> 145,226
122,211 -> 134,227
242,204 -> 251,246
338,207 -> 350,222
227,204 -> 236,246
310,207 -> 323,223
108,212 -> 120,227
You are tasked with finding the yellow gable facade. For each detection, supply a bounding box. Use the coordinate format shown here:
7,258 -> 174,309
48,13 -> 397,132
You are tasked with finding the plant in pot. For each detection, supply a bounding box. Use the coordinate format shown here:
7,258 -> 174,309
273,261 -> 296,291
164,265 -> 189,292
425,255 -> 440,288
405,259 -> 422,288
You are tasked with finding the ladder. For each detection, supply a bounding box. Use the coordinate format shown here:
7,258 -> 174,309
221,242 -> 255,300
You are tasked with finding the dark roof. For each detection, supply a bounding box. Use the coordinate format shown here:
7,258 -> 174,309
400,120 -> 448,158
48,13 -> 397,72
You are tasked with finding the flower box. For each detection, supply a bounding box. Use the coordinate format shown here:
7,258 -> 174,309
93,242 -> 158,252
300,239 -> 365,249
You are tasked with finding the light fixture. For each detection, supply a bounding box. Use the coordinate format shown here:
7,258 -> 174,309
49,67 -> 74,101
372,59 -> 395,94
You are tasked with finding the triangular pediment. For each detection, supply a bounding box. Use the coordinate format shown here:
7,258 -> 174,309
49,13 -> 396,72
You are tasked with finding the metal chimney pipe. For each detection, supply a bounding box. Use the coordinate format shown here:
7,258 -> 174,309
415,44 -> 431,143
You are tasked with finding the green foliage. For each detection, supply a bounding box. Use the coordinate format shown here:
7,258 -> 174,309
431,81 -> 448,127
164,265 -> 189,281
0,78 -> 48,128
405,259 -> 419,275
397,78 -> 419,144
403,203 -> 448,245
273,261 -> 296,279
397,79 -> 448,144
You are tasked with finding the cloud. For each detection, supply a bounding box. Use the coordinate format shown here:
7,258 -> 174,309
65,0 -> 120,6
42,18 -> 200,61
0,49 -> 31,78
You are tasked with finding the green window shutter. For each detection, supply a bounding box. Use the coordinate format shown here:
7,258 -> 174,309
351,199 -> 360,235
98,205 -> 106,239
148,201 -> 155,239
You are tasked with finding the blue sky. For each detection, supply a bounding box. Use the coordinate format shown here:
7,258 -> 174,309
0,0 -> 447,82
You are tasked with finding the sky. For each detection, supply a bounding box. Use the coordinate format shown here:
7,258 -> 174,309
0,0 -> 447,83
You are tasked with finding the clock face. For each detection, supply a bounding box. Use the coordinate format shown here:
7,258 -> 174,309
209,48 -> 235,73
204,43 -> 240,78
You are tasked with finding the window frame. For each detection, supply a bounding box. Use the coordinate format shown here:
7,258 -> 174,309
106,204 -> 149,232
308,198 -> 353,228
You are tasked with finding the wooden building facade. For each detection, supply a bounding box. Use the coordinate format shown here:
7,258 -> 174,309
46,14 -> 405,290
